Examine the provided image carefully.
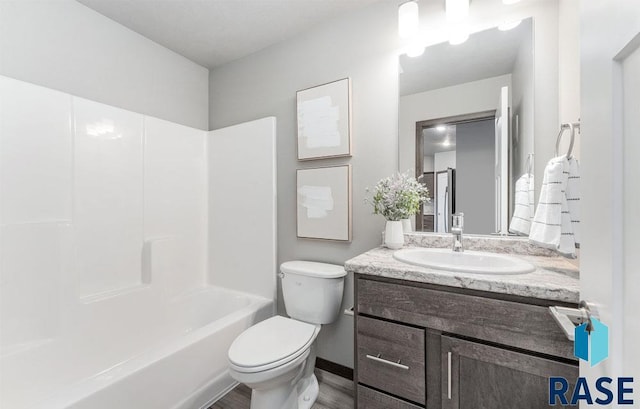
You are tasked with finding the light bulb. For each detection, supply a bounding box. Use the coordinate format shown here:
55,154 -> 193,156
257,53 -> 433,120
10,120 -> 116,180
446,0 -> 469,23
406,43 -> 425,58
398,1 -> 419,39
449,27 -> 469,45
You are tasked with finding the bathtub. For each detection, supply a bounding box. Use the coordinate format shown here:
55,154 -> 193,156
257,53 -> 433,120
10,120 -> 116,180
0,285 -> 273,409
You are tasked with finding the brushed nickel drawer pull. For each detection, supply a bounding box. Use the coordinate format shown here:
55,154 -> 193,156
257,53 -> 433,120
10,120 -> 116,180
365,353 -> 410,370
447,351 -> 452,399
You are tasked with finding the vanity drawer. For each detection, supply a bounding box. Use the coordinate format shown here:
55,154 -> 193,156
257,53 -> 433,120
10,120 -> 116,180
357,277 -> 575,360
357,385 -> 422,409
356,316 -> 425,405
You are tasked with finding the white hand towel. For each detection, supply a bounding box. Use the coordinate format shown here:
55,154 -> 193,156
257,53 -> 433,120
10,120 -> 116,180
509,173 -> 534,235
566,157 -> 580,246
529,156 -> 577,258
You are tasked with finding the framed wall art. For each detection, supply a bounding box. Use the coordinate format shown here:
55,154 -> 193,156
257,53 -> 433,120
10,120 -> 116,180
296,78 -> 352,160
296,165 -> 352,241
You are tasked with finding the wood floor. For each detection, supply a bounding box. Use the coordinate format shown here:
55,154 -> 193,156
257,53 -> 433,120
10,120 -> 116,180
209,369 -> 354,409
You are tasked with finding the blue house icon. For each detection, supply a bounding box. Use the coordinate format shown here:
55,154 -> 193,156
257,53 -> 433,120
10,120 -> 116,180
574,317 -> 609,366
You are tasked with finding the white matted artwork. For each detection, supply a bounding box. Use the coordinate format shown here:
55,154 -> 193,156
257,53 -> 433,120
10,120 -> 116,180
297,165 -> 352,241
296,78 -> 352,160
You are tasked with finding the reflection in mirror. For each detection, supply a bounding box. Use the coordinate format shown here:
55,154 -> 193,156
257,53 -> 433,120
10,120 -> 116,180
417,113 -> 497,234
399,18 -> 534,236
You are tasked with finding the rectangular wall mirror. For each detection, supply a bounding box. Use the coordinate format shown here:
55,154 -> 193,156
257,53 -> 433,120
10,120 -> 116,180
399,18 -> 534,236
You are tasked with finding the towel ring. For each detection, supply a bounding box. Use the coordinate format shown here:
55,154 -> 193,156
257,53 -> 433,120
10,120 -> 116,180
555,123 -> 575,159
525,153 -> 534,175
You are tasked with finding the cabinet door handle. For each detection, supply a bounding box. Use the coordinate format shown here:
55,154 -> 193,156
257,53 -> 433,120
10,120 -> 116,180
365,354 -> 409,370
447,351 -> 452,399
549,301 -> 599,341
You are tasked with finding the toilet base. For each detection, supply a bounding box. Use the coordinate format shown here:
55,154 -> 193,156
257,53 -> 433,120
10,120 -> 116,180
297,374 -> 319,409
250,385 -> 298,409
248,373 -> 319,409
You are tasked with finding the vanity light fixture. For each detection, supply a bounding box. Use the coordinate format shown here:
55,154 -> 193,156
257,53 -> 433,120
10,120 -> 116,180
399,1 -> 424,57
498,19 -> 522,31
446,0 -> 469,23
406,42 -> 425,57
446,0 -> 469,44
398,1 -> 419,39
449,28 -> 469,45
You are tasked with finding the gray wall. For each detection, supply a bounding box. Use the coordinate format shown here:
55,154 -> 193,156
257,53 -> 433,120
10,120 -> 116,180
0,0 -> 209,129
511,20 -> 535,182
558,0 -> 581,160
209,2 -> 399,368
455,119 -> 495,235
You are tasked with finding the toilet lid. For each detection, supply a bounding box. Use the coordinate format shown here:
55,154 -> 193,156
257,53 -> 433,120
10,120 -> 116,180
228,316 -> 317,370
280,261 -> 346,278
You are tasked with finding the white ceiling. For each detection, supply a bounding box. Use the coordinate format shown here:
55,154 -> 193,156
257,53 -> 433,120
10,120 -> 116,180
400,18 -> 532,96
423,125 -> 457,155
76,0 -> 381,68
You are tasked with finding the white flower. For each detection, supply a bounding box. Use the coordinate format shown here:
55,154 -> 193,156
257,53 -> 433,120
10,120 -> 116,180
365,171 -> 430,221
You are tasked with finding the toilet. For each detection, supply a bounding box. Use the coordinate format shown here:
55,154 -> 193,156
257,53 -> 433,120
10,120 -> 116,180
227,261 -> 347,409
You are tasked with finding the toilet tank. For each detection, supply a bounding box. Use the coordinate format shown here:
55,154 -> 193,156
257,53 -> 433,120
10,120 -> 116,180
280,261 -> 347,325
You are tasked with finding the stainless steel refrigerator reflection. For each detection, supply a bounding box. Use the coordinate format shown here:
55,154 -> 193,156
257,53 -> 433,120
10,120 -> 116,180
435,168 -> 455,233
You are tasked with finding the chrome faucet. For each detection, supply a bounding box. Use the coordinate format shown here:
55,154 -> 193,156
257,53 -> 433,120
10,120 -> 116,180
451,213 -> 464,252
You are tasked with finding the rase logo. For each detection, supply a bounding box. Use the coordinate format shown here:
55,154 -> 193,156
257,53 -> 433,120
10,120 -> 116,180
549,318 -> 635,406
574,317 -> 609,367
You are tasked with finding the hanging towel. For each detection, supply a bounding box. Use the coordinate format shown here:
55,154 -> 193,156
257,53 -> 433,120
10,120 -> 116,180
529,155 -> 577,258
566,157 -> 580,246
509,173 -> 535,235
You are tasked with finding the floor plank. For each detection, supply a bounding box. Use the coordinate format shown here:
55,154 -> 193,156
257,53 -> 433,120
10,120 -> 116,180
210,369 -> 354,409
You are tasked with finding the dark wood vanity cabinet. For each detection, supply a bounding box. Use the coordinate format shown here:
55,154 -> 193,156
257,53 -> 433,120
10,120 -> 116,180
354,275 -> 579,409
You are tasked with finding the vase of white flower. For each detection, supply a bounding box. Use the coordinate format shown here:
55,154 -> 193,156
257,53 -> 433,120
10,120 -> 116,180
401,218 -> 413,233
366,171 -> 430,249
385,220 -> 404,249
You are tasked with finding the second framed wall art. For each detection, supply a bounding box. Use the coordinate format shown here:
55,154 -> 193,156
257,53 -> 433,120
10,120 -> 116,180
296,165 -> 352,242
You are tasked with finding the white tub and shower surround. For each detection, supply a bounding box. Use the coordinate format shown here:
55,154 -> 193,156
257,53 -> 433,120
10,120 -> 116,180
0,76 -> 277,408
208,118 -> 278,301
1,286 -> 272,409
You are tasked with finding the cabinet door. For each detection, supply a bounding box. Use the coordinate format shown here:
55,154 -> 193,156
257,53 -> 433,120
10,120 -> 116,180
441,336 -> 578,409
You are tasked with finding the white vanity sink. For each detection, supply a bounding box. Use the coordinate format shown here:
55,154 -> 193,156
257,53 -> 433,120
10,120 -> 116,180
393,248 -> 536,275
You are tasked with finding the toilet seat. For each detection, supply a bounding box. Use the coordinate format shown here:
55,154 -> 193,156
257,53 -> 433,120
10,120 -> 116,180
228,316 -> 319,374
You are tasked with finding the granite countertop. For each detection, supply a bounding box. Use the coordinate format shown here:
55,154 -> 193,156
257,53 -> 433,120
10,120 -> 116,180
345,239 -> 580,304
